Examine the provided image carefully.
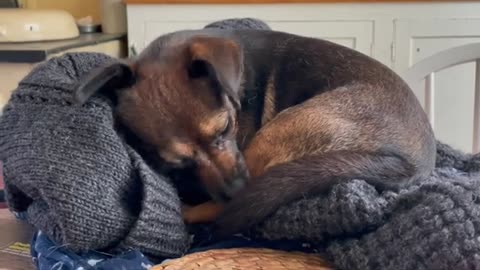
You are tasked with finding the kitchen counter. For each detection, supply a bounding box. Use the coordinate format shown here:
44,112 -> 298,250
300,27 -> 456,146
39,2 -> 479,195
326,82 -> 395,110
0,32 -> 127,110
0,33 -> 126,63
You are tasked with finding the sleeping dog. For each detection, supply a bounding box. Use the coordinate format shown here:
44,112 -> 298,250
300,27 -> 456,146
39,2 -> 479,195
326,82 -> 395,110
75,28 -> 436,236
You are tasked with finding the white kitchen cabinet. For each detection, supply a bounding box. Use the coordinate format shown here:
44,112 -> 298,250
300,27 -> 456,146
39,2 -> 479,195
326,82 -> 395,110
144,21 -> 209,49
394,19 -> 480,151
268,21 -> 374,56
126,2 -> 480,152
141,20 -> 374,56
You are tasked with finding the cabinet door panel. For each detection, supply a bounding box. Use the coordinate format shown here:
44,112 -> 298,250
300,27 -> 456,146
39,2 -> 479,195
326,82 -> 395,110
395,19 -> 480,152
268,21 -> 374,56
140,20 -> 374,57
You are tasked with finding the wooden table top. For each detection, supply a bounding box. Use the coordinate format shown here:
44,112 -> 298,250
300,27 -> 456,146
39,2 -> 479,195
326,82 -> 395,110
0,209 -> 34,270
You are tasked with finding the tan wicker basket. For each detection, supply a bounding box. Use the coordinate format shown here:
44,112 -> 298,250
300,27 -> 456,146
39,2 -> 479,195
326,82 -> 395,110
152,248 -> 333,270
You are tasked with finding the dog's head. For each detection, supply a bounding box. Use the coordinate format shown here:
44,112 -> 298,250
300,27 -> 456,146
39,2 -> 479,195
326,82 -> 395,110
75,35 -> 248,202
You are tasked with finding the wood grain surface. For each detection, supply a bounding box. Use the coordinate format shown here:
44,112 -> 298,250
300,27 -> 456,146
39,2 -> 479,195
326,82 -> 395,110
0,209 -> 34,270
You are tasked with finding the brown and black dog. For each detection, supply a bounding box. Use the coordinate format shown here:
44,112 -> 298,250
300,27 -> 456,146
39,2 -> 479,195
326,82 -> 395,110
75,28 -> 436,236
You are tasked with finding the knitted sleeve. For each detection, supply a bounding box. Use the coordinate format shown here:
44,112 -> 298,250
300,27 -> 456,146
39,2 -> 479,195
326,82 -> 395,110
0,53 -> 190,258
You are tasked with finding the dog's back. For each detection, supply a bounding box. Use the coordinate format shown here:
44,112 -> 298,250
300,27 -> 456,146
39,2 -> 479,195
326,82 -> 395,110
141,29 -> 435,179
168,29 -> 436,178
257,31 -> 437,179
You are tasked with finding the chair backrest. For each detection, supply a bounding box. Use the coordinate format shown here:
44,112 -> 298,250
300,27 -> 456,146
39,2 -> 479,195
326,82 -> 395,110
402,43 -> 480,153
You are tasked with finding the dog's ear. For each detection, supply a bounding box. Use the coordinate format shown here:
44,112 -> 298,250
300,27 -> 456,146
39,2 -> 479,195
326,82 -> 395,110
75,61 -> 135,105
187,36 -> 243,109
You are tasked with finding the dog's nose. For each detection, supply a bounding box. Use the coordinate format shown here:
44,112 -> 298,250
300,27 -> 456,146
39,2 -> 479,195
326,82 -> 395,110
226,177 -> 246,195
217,177 -> 246,202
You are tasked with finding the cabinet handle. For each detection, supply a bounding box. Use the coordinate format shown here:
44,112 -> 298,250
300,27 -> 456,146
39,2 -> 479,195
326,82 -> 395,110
129,43 -> 138,57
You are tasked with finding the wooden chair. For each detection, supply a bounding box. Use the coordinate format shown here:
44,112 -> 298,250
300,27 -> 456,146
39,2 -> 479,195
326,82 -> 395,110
402,43 -> 480,153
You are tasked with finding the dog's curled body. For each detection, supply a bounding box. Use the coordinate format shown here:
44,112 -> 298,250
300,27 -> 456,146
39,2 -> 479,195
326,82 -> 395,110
76,28 -> 436,235
201,30 -> 435,234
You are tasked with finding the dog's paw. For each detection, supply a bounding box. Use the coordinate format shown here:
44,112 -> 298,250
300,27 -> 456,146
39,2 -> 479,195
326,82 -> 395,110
181,205 -> 197,224
213,205 -> 252,236
213,189 -> 276,237
182,201 -> 224,224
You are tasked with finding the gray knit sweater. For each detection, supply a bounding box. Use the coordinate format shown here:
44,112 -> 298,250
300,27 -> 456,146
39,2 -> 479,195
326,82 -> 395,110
0,53 -> 190,258
1,18 -> 480,270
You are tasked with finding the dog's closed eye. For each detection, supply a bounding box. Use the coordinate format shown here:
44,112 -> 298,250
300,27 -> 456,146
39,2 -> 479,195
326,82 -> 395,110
170,156 -> 196,168
218,117 -> 232,137
160,142 -> 197,168
199,111 -> 230,140
160,152 -> 196,168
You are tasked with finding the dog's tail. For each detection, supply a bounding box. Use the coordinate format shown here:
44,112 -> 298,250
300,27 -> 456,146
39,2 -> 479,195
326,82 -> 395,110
214,150 -> 417,236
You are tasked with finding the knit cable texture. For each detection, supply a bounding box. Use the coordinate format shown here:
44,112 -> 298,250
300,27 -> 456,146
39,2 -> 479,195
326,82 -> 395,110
252,142 -> 480,270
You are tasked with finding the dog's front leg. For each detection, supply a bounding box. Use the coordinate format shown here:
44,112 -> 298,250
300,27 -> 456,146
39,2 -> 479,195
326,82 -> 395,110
182,201 -> 224,224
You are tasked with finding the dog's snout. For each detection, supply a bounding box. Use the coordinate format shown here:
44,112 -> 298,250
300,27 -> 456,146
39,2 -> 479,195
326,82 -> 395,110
218,161 -> 249,200
194,143 -> 249,202
225,177 -> 246,195
215,177 -> 246,202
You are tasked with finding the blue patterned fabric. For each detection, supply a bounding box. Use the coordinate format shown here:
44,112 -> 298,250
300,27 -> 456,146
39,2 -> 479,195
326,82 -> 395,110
31,231 -> 154,270
30,224 -> 319,270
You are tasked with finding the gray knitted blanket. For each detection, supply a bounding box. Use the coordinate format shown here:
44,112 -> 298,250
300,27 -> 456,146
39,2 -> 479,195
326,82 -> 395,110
1,18 -> 480,270
254,142 -> 480,270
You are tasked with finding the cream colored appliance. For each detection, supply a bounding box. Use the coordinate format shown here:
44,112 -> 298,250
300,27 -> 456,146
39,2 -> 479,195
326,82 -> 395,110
0,9 -> 79,43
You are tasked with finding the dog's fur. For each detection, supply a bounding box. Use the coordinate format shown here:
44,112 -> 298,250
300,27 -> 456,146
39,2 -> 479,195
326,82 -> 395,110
75,28 -> 436,236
